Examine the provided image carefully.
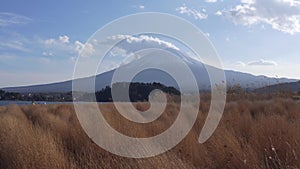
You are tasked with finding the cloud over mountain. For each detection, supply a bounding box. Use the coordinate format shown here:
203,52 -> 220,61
248,59 -> 278,66
107,35 -> 180,51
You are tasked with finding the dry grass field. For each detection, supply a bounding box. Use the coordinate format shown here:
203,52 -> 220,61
0,94 -> 300,169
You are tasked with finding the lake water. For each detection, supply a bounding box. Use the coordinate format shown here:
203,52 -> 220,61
0,101 -> 72,106
0,101 -> 113,106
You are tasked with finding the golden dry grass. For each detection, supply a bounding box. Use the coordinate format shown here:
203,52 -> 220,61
0,96 -> 300,169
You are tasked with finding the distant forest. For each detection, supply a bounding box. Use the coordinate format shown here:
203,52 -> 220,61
0,82 -> 180,102
80,82 -> 180,102
0,90 -> 73,102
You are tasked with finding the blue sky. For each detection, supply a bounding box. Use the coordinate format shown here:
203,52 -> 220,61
0,0 -> 300,87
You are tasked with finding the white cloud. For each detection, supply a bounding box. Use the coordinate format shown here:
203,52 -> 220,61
109,47 -> 128,57
204,32 -> 210,37
44,38 -> 55,45
282,0 -> 300,6
0,12 -> 32,27
0,32 -> 32,53
132,5 -> 145,10
75,40 -> 95,57
43,37 -> 69,50
176,4 -> 208,20
0,40 -> 30,52
234,59 -> 278,67
107,34 -> 180,51
43,35 -> 70,46
215,11 -> 223,16
223,0 -> 300,34
75,40 -> 84,52
42,52 -> 53,56
92,34 -> 182,73
248,59 -> 278,66
42,35 -> 92,58
59,35 -> 70,43
205,0 -> 217,3
234,61 -> 246,67
241,0 -> 255,4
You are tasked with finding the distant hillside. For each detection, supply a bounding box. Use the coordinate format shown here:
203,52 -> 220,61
255,81 -> 300,93
1,49 -> 297,93
2,68 -> 297,94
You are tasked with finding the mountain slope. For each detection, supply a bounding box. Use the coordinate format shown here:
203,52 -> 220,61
2,49 -> 297,93
255,81 -> 300,93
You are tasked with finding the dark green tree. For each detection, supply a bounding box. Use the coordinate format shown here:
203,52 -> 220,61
94,82 -> 180,102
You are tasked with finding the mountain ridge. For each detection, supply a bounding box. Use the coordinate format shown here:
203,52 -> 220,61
1,48 -> 298,93
2,68 -> 297,94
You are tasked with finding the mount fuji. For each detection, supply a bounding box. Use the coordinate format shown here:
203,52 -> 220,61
1,48 -> 297,93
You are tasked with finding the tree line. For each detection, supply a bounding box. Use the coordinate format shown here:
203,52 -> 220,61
80,82 -> 180,102
0,90 -> 73,102
0,82 -> 180,102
